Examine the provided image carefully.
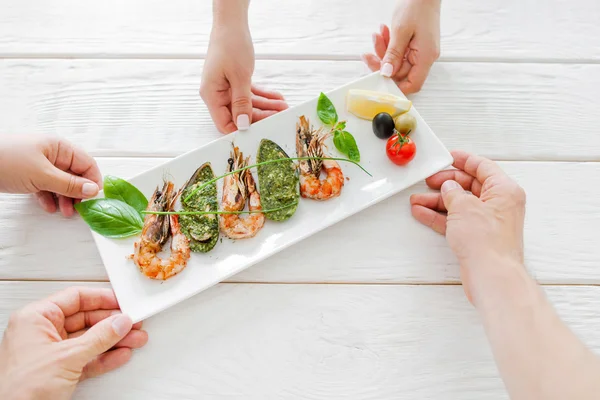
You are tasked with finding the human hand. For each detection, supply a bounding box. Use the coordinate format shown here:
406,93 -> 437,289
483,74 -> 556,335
362,0 -> 441,94
0,136 -> 103,217
0,287 -> 148,400
200,5 -> 288,134
410,151 -> 526,304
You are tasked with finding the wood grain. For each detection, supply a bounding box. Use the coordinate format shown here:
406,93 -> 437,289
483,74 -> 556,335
1,60 -> 599,160
0,159 -> 598,284
0,281 -> 599,399
0,0 -> 598,61
1,0 -> 598,399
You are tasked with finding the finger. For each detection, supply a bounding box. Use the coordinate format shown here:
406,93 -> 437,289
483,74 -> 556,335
71,147 -> 103,190
394,59 -> 412,82
69,328 -> 148,350
38,163 -> 100,199
47,287 -> 119,318
58,195 -> 75,218
252,109 -> 279,123
373,33 -> 388,60
451,151 -> 507,185
380,24 -> 390,48
399,59 -> 432,94
230,76 -> 253,131
65,309 -> 143,333
80,348 -> 132,381
251,85 -> 285,100
50,139 -> 103,189
35,191 -> 57,213
212,105 -> 238,134
68,322 -> 144,340
410,193 -> 446,212
251,95 -> 288,112
381,25 -> 412,77
112,329 -> 148,349
425,170 -> 483,197
361,53 -> 382,72
200,79 -> 237,134
440,180 -> 468,212
70,314 -> 133,362
411,205 -> 447,235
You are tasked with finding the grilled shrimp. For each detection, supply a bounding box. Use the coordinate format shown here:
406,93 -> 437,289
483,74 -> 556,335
132,181 -> 191,280
220,146 -> 265,239
296,115 -> 344,200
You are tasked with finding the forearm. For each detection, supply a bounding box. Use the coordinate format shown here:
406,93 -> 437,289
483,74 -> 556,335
213,0 -> 250,27
475,260 -> 600,399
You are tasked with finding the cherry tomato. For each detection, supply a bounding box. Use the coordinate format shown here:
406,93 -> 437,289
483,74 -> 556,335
386,133 -> 416,166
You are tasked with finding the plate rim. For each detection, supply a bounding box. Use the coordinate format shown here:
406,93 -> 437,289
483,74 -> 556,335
88,71 -> 454,322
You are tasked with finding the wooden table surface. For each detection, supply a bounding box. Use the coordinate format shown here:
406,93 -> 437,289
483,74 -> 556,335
1,1 -> 600,398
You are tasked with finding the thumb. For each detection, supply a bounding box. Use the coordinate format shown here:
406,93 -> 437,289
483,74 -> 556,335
230,76 -> 253,131
71,314 -> 133,362
39,164 -> 100,199
381,28 -> 411,78
440,180 -> 467,211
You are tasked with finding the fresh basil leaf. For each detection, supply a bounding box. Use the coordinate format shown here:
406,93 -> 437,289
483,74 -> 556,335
104,176 -> 148,213
332,130 -> 348,154
317,92 -> 338,126
333,130 -> 360,162
75,199 -> 143,238
342,131 -> 360,162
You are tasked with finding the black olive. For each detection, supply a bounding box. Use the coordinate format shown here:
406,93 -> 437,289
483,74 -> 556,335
372,112 -> 395,139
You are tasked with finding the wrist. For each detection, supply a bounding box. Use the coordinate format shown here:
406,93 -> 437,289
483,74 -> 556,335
213,0 -> 250,28
469,257 -> 534,312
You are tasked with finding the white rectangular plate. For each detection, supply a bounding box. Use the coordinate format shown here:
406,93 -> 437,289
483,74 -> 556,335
90,72 -> 453,322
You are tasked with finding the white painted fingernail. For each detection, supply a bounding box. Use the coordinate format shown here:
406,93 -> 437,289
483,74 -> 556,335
236,114 -> 250,130
381,63 -> 393,77
112,314 -> 132,337
82,182 -> 99,197
372,33 -> 378,46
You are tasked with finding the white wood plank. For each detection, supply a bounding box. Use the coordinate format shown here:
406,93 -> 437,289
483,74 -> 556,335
0,0 -> 598,61
0,282 -> 599,399
1,60 -> 600,160
0,159 -> 598,284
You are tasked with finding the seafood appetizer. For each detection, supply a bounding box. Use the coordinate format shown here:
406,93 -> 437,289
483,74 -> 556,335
180,163 -> 220,252
257,138 -> 299,221
77,91 -> 375,285
132,181 -> 191,280
296,115 -> 344,200
220,146 -> 265,239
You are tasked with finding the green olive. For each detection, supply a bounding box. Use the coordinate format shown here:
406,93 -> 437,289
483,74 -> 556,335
394,113 -> 417,135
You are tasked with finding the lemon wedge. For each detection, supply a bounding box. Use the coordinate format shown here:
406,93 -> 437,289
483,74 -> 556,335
346,89 -> 412,120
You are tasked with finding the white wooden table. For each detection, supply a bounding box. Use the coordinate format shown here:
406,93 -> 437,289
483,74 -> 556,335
1,1 -> 600,398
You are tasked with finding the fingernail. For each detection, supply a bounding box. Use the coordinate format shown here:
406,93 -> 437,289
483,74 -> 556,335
360,54 -> 368,63
236,114 -> 250,131
82,182 -> 99,197
441,180 -> 461,193
380,24 -> 386,33
381,63 -> 393,77
110,310 -> 122,316
112,314 -> 132,337
372,33 -> 378,46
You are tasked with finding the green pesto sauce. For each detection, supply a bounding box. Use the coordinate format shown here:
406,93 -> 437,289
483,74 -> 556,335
180,163 -> 219,252
256,139 -> 299,222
